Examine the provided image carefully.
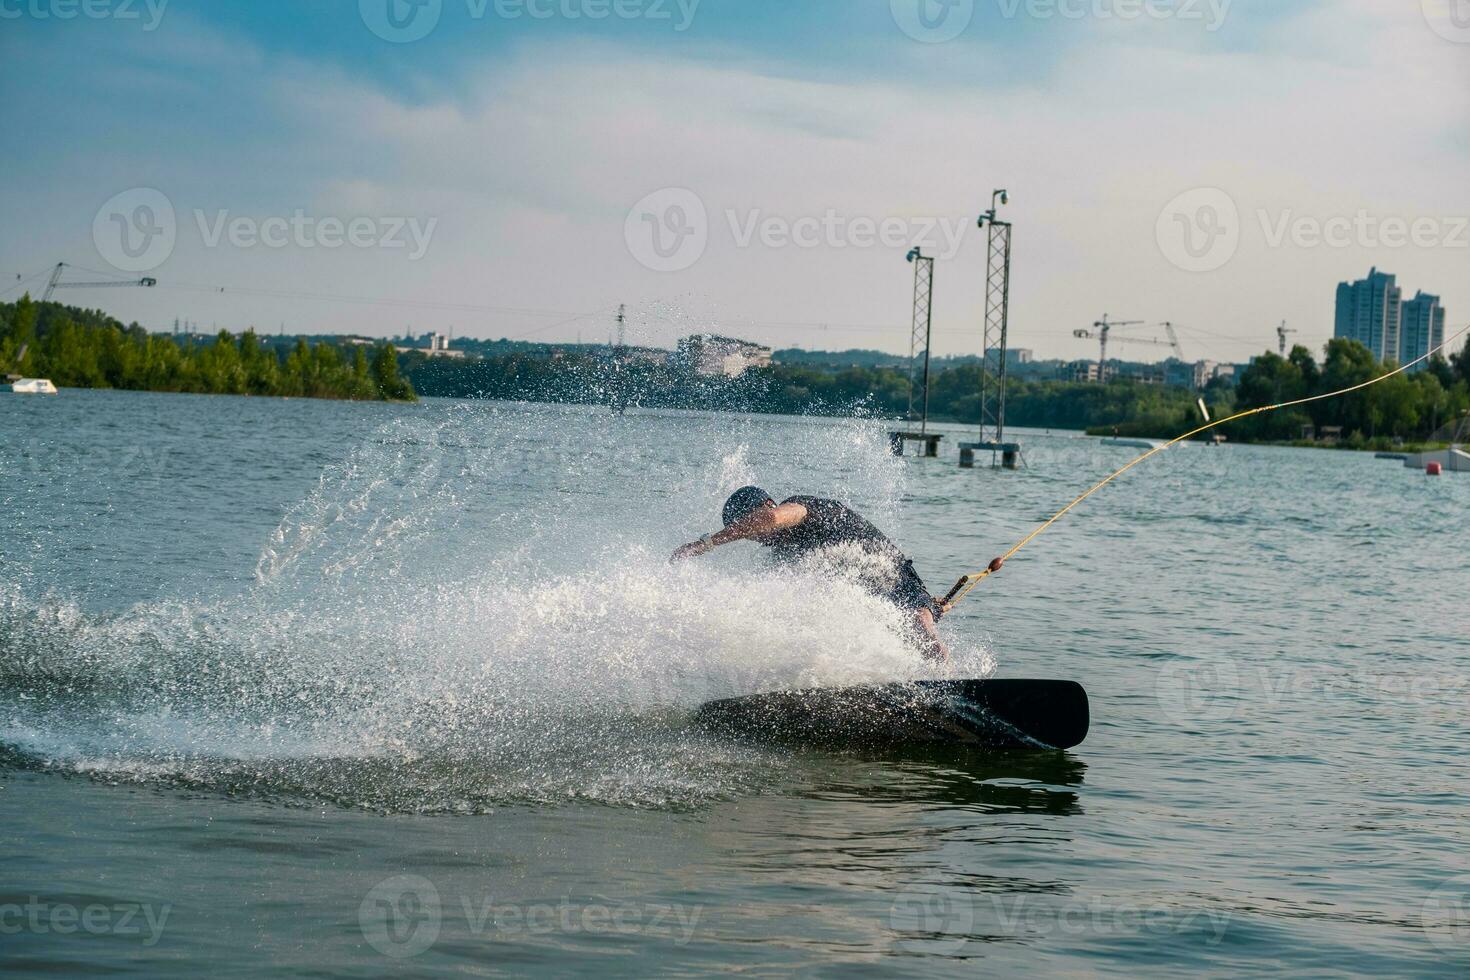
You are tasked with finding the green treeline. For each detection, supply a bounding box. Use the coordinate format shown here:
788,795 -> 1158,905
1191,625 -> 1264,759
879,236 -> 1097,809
403,336 -> 1470,447
402,350 -> 1224,427
0,296 -> 414,401
1218,339 -> 1470,445
929,364 -> 1230,432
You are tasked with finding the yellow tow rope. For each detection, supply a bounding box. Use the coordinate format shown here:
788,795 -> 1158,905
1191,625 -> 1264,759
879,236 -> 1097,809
941,323 -> 1470,611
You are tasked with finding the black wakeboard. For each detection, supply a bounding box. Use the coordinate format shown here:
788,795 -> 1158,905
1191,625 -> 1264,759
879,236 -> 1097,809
695,678 -> 1089,751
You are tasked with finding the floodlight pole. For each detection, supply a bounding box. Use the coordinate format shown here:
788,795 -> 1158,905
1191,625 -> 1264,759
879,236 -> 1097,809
977,189 -> 1012,447
906,248 -> 935,436
960,189 -> 1023,470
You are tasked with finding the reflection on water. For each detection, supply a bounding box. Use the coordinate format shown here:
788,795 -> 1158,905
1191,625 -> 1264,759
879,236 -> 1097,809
800,749 -> 1087,816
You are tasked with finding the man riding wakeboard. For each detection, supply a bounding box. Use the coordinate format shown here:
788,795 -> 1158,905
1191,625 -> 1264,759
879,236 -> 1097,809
671,486 -> 1004,662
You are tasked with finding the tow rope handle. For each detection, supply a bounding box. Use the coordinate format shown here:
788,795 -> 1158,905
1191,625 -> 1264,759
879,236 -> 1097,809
939,572 -> 988,613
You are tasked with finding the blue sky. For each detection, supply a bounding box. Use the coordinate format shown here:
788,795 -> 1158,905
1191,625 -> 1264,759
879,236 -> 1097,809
3,0 -> 1467,361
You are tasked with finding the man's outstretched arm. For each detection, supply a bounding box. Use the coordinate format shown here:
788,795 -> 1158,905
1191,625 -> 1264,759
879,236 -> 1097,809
670,502 -> 808,562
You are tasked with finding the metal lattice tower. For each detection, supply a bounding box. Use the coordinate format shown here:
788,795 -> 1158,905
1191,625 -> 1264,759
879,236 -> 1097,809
977,191 -> 1012,445
906,248 -> 935,434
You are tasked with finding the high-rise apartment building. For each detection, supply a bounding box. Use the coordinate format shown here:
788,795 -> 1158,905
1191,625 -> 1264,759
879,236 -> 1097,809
1334,268 -> 1401,361
1398,291 -> 1446,372
1334,270 -> 1448,371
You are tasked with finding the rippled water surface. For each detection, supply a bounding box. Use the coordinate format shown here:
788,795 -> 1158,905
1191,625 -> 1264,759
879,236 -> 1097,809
1,389 -> 1466,976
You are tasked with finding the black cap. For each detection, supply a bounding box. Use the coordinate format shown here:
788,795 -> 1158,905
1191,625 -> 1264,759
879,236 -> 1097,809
723,486 -> 773,527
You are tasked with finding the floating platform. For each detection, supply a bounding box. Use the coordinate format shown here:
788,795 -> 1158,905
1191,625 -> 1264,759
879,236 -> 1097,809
888,431 -> 944,458
959,441 -> 1023,470
1403,447 -> 1470,473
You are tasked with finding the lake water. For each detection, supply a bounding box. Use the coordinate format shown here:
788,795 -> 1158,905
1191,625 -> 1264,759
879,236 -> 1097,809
1,388 -> 1466,976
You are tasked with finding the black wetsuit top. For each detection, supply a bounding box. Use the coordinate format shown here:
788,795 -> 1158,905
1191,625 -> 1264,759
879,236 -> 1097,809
761,497 -> 900,563
760,497 -> 942,619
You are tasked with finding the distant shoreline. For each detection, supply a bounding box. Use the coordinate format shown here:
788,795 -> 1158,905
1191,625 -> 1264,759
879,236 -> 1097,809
23,386 -> 1463,457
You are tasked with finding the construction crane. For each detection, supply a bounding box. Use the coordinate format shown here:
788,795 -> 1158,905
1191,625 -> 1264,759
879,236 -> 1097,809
1074,318 -> 1190,382
1277,321 -> 1297,357
1073,314 -> 1143,378
40,262 -> 157,303
1156,322 -> 1188,362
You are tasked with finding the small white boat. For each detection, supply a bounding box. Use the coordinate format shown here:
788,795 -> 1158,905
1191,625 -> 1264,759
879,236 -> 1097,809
1,378 -> 58,394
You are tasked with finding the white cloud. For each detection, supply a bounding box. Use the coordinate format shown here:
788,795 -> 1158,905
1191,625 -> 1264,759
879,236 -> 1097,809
11,4 -> 1467,360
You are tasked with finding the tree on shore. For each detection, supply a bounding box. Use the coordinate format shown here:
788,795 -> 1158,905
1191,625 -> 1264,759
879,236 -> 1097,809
0,297 -> 414,402
1229,338 -> 1469,444
372,342 -> 413,400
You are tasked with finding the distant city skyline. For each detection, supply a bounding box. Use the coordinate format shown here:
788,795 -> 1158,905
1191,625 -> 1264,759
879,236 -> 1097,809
2,1 -> 1466,365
